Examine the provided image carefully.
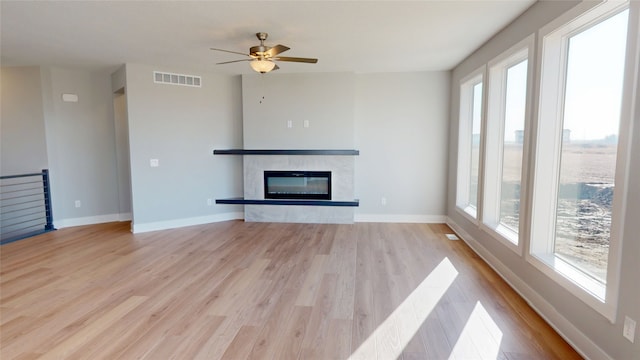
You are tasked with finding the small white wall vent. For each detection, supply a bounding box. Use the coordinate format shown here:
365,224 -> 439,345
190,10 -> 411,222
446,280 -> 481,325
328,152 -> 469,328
153,71 -> 201,87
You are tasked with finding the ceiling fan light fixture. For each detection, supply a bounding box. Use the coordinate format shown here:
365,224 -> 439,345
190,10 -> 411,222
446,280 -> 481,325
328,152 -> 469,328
250,59 -> 276,73
212,32 -> 317,72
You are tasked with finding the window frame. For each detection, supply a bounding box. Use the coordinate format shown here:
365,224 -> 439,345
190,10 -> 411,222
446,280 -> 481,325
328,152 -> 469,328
456,66 -> 486,222
481,35 -> 535,254
527,0 -> 634,321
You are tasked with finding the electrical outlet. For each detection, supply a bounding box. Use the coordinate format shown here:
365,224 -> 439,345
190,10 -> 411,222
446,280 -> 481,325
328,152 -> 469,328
207,198 -> 212,206
381,197 -> 387,206
150,159 -> 159,167
75,200 -> 81,208
303,120 -> 310,128
623,316 -> 636,343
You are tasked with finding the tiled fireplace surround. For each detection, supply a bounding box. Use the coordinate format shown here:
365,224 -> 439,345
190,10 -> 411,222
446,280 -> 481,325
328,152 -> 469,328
243,154 -> 355,223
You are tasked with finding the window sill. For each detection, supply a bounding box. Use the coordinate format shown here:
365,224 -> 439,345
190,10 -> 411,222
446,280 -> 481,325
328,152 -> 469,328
455,204 -> 478,224
527,252 -> 613,321
481,222 -> 521,255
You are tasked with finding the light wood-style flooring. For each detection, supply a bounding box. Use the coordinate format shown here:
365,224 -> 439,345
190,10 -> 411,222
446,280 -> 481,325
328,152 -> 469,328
1,221 -> 581,359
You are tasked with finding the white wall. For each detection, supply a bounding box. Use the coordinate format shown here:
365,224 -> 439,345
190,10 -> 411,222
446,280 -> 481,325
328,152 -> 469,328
447,1 -> 640,359
355,72 -> 450,222
0,67 -> 48,175
125,63 -> 243,232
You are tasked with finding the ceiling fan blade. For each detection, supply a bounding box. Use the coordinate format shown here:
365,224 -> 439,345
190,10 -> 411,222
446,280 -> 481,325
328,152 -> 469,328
273,56 -> 318,64
216,59 -> 252,65
210,48 -> 251,57
265,45 -> 290,58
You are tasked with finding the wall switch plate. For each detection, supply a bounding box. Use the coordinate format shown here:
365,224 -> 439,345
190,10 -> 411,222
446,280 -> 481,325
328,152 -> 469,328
207,198 -> 212,206
287,120 -> 293,128
381,197 -> 387,206
150,159 -> 159,167
75,200 -> 81,208
623,316 -> 636,343
303,120 -> 310,128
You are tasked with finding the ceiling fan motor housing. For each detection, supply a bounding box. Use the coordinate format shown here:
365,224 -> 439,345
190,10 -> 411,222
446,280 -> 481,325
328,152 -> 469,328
251,32 -> 270,58
250,45 -> 269,58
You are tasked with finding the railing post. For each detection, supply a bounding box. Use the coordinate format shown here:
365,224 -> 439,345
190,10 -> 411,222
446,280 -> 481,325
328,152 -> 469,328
42,169 -> 55,231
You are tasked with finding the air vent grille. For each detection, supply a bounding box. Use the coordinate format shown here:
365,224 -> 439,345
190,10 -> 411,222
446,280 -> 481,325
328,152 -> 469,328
153,71 -> 201,87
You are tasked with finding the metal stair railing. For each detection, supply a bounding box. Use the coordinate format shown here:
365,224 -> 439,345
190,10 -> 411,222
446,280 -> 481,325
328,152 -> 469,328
1,169 -> 55,244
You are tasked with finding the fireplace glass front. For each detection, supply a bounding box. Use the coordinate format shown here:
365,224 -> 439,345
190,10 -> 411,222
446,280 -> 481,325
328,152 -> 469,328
264,171 -> 331,200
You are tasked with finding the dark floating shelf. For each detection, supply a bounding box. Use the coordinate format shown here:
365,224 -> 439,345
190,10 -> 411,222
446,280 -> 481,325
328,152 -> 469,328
213,149 -> 359,156
216,198 -> 359,207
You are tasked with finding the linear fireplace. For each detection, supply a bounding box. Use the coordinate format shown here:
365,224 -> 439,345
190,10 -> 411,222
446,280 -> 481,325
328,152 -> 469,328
264,171 -> 331,200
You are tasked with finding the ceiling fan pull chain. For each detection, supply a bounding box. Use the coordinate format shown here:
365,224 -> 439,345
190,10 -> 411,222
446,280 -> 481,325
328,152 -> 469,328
259,74 -> 265,104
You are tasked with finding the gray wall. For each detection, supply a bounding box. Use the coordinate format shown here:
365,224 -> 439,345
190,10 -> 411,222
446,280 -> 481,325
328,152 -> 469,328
242,73 -> 355,149
111,66 -> 132,218
0,67 -> 48,175
240,71 -> 450,221
354,72 -> 449,220
124,63 -> 243,231
41,67 -> 120,226
1,66 -> 122,227
447,1 -> 640,359
2,65 -> 450,228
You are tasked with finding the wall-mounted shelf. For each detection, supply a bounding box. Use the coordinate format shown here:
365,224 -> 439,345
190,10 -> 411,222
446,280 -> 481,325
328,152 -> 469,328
213,149 -> 359,156
216,198 -> 359,207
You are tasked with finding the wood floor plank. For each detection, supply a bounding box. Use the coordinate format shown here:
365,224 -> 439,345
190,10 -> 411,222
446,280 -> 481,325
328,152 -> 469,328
350,278 -> 376,360
272,305 -> 313,360
0,221 -> 582,360
220,325 -> 260,360
299,273 -> 339,359
208,258 -> 272,316
245,287 -> 299,360
328,225 -> 357,320
164,315 -> 227,360
419,310 -> 454,359
294,254 -> 328,306
326,318 -> 353,359
38,295 -> 148,359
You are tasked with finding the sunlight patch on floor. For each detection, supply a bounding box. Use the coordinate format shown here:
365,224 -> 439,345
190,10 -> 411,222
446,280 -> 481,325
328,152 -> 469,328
349,257 -> 459,360
449,301 -> 503,360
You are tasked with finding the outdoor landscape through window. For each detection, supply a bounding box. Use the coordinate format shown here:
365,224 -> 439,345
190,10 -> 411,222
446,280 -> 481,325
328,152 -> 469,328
553,9 -> 628,283
499,59 -> 527,233
469,82 -> 483,211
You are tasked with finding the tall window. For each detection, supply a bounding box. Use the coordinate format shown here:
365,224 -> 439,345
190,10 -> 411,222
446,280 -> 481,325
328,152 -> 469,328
553,9 -> 628,284
530,2 -> 630,319
483,38 -> 532,248
457,70 -> 484,219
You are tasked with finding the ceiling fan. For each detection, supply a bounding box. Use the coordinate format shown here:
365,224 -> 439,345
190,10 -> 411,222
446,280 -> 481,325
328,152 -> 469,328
211,32 -> 318,73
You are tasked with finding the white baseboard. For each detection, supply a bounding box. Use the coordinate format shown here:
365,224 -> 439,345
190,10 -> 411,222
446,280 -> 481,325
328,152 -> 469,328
118,212 -> 132,221
55,213 -> 125,229
132,212 -> 244,234
355,213 -> 446,223
446,217 -> 612,360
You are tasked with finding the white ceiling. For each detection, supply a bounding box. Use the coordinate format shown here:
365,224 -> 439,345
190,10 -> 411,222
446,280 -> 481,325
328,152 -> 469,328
1,1 -> 536,75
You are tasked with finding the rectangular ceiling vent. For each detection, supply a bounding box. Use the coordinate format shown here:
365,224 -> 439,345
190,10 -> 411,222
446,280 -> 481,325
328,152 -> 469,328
153,71 -> 201,88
